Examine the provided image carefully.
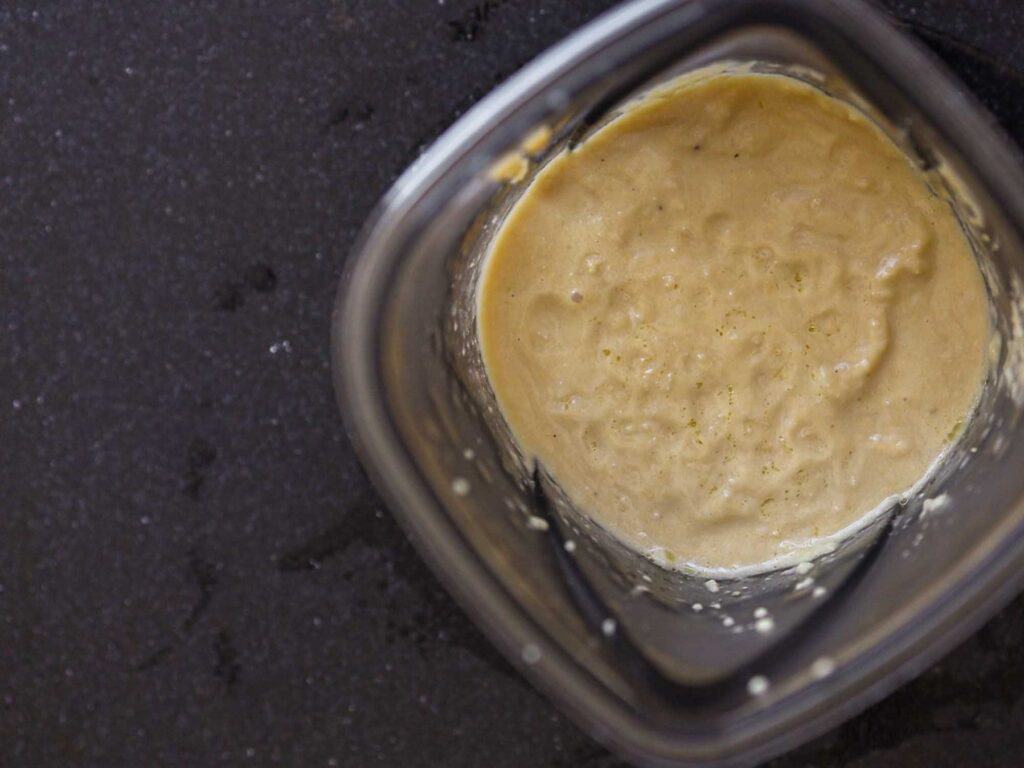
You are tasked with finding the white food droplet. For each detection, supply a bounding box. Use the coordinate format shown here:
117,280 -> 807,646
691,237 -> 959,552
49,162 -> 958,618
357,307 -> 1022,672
922,493 -> 951,516
748,675 -> 769,696
811,657 -> 836,679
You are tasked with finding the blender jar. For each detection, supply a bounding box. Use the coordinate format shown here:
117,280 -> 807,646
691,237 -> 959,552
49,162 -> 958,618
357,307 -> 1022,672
332,0 -> 1024,765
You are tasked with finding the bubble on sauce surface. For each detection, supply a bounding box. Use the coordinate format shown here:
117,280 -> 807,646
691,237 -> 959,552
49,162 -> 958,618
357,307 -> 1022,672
524,293 -> 579,354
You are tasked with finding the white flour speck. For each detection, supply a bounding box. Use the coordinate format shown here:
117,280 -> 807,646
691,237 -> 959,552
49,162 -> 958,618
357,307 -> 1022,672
463,448 -> 475,460
563,540 -> 576,552
795,561 -> 813,575
755,617 -> 775,634
812,586 -> 827,598
601,618 -> 617,637
451,477 -> 470,496
754,607 -> 768,619
692,603 -> 703,612
527,516 -> 549,531
704,579 -> 720,593
795,577 -> 815,591
722,616 -> 735,627
522,644 -> 542,664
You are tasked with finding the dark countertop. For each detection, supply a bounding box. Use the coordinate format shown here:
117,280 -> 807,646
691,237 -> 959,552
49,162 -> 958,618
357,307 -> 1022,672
4,1 -> 1024,765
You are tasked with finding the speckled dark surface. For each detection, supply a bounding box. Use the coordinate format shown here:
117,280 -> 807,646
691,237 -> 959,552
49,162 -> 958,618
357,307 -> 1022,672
3,1 -> 1024,766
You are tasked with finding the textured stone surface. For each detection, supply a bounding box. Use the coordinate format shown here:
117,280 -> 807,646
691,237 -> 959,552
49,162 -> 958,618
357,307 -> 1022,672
1,1 -> 1022,765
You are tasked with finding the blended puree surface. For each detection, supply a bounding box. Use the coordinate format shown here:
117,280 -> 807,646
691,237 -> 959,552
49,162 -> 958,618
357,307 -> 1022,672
477,72 -> 989,570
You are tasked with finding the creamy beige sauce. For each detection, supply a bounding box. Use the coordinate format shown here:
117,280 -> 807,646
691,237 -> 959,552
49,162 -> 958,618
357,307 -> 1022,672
477,72 -> 989,571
